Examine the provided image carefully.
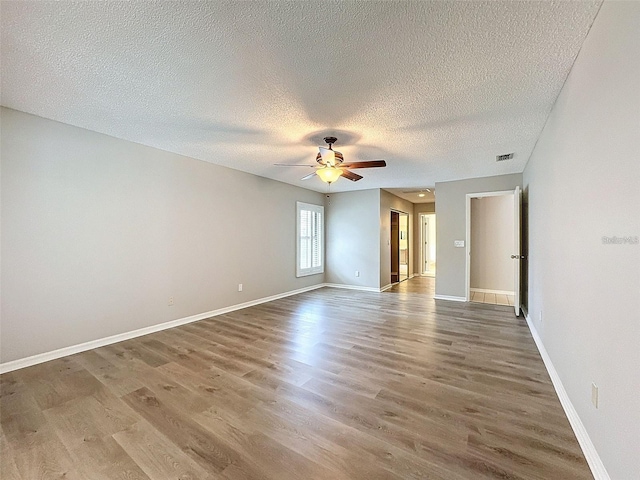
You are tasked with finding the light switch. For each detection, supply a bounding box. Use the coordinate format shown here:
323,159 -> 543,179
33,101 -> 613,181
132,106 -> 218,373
454,240 -> 465,248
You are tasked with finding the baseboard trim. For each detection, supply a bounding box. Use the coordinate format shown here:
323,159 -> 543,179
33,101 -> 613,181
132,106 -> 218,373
324,278 -> 417,293
0,283 -> 325,374
523,311 -> 610,480
323,283 -> 382,293
434,294 -> 466,302
470,288 -> 515,295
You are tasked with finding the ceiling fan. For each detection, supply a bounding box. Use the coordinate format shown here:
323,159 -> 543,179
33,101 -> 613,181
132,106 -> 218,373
275,137 -> 387,184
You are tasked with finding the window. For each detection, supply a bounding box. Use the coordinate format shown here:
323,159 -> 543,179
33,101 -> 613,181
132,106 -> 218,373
296,202 -> 324,277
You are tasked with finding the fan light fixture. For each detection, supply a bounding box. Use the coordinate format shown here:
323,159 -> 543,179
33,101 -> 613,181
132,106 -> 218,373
316,165 -> 343,184
317,143 -> 341,183
273,136 -> 386,184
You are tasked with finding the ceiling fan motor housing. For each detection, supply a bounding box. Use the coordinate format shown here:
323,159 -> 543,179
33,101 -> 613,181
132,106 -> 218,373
316,151 -> 344,165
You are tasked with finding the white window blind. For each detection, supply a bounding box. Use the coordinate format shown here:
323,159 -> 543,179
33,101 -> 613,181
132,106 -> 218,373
296,202 -> 324,277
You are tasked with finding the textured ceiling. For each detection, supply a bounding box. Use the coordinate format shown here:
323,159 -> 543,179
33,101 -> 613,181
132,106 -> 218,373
1,1 -> 602,195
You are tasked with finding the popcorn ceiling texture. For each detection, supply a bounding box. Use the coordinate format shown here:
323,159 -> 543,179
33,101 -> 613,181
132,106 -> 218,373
0,1 -> 601,192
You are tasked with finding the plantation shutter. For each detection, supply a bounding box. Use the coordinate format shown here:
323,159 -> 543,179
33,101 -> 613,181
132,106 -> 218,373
297,202 -> 324,277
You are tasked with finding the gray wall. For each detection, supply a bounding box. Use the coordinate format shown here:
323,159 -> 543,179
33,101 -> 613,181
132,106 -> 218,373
470,195 -> 514,292
325,189 -> 415,290
523,2 -> 640,477
325,189 -> 380,289
380,190 -> 414,288
414,203 -> 436,216
0,108 -> 325,363
435,174 -> 522,298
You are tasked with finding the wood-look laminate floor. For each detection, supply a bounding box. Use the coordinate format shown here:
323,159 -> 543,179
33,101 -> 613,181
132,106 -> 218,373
0,277 -> 592,480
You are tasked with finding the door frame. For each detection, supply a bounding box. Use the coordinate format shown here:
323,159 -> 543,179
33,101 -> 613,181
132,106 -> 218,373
390,211 -> 400,284
464,190 -> 515,303
390,208 -> 410,284
419,213 -> 436,277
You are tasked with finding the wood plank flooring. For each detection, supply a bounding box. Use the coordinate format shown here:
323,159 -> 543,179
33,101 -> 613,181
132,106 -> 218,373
0,277 -> 592,479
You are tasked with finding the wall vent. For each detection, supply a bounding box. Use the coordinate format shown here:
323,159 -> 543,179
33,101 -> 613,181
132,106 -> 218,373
496,153 -> 514,162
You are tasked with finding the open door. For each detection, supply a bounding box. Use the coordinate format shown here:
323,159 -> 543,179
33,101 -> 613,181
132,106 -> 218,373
466,189 -> 522,312
512,186 -> 522,316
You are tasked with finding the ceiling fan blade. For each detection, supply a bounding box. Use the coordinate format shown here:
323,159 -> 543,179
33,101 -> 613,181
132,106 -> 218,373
339,169 -> 363,182
300,172 -> 317,181
274,163 -> 315,167
340,160 -> 386,169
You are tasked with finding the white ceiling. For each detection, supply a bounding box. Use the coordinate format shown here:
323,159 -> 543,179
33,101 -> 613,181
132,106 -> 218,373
1,1 -> 602,196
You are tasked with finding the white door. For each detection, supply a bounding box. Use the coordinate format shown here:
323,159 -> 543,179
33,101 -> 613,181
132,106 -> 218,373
512,186 -> 522,316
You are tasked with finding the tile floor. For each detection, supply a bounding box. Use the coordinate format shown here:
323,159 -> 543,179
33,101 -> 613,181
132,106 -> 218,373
470,290 -> 514,306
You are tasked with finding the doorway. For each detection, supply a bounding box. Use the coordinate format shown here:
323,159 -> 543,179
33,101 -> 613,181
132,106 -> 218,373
465,188 -> 522,316
419,213 -> 436,276
390,210 -> 409,284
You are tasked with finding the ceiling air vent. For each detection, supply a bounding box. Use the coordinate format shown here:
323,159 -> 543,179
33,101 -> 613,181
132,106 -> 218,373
496,153 -> 514,162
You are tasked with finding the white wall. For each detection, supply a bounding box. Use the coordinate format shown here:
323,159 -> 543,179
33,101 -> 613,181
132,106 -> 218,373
325,189 -> 380,289
0,108 -> 325,364
523,2 -> 640,477
435,174 -> 522,298
380,190 -> 414,288
470,195 -> 514,292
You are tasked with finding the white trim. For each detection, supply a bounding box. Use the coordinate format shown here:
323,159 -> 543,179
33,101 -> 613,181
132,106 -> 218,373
380,283 -> 393,292
389,207 -> 410,215
0,283 -> 325,374
470,288 -> 515,295
523,309 -> 610,480
323,283 -> 383,293
434,294 -> 467,302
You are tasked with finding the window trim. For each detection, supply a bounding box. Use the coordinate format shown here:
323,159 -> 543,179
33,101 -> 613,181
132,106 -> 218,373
296,201 -> 324,277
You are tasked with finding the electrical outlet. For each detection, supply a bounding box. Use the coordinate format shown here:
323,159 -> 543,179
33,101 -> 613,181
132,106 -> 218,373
355,271 -> 360,277
539,310 -> 543,324
591,383 -> 599,408
168,297 -> 174,306
238,283 -> 243,292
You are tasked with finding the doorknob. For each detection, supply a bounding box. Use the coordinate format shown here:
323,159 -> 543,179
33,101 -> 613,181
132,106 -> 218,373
511,254 -> 520,259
